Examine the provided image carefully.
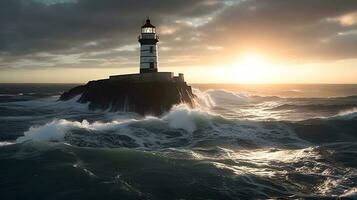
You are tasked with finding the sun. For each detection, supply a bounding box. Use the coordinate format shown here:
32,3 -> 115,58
232,52 -> 270,83
241,52 -> 265,68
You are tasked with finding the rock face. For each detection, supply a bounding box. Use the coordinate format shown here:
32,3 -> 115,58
60,76 -> 195,116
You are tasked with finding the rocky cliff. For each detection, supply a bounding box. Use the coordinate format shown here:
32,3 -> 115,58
59,78 -> 195,115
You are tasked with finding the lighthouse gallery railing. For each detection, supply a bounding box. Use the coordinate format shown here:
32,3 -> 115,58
138,34 -> 159,40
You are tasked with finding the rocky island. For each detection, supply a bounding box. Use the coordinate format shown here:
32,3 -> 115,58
60,73 -> 195,115
60,18 -> 195,115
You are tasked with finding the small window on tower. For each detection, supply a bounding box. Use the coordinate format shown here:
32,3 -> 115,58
150,46 -> 153,53
150,62 -> 154,69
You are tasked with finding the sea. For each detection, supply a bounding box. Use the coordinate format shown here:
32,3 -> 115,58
0,83 -> 356,199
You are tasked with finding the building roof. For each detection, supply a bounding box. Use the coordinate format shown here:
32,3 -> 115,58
142,18 -> 155,28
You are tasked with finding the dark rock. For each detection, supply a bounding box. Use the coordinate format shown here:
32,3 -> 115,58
60,77 -> 195,115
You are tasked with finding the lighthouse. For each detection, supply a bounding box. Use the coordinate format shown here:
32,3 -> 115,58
138,18 -> 159,73
109,17 -> 185,83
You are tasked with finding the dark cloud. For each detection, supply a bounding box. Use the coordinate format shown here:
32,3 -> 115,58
200,0 -> 357,60
1,0 -> 357,69
0,0 -> 223,54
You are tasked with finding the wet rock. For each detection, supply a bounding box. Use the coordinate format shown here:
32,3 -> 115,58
60,77 -> 195,116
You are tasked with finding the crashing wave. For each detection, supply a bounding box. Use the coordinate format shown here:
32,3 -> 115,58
16,103 -> 308,149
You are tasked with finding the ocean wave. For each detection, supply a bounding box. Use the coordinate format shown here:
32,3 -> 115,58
332,107 -> 357,120
192,89 -> 357,121
203,89 -> 251,104
5,88 -> 357,148
2,85 -> 357,199
0,95 -> 92,117
336,107 -> 357,116
16,104 -> 308,149
3,139 -> 356,199
302,107 -> 357,120
15,104 -> 215,147
341,188 -> 357,199
0,93 -> 23,97
267,103 -> 357,112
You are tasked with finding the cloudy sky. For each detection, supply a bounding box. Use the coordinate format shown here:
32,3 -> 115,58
1,0 -> 357,83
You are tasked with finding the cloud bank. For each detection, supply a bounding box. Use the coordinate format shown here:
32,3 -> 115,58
1,0 -> 357,69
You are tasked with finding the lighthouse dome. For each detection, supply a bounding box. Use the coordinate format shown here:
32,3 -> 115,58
142,18 -> 156,28
141,18 -> 156,34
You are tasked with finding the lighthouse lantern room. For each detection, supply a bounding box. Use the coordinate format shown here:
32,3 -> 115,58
138,18 -> 159,73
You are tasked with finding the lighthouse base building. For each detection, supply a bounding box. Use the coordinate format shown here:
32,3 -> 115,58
109,72 -> 184,82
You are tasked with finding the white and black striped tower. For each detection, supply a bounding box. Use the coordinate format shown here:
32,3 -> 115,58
138,18 -> 159,73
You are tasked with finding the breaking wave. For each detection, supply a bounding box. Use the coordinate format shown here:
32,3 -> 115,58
16,104 -> 309,150
334,107 -> 357,119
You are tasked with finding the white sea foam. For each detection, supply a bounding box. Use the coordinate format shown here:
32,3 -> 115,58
16,119 -> 87,142
0,141 -> 15,146
334,107 -> 357,119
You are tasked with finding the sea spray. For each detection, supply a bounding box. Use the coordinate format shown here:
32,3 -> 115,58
162,104 -> 214,133
192,88 -> 216,108
16,119 -> 89,142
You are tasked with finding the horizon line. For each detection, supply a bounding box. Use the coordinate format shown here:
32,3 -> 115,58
1,82 -> 357,85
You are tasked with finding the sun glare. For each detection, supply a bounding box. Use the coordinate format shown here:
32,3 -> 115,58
232,52 -> 270,83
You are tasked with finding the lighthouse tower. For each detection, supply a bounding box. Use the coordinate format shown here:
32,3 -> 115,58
138,18 -> 159,73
